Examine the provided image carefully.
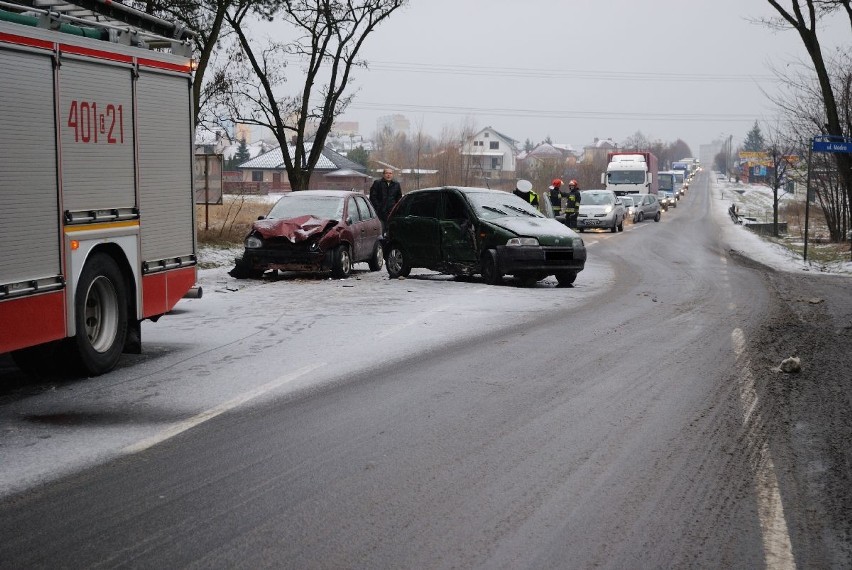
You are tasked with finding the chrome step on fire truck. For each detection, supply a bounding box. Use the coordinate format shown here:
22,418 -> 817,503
0,1 -> 200,376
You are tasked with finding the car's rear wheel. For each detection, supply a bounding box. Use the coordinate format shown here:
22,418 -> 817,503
480,249 -> 502,285
637,212 -> 643,223
368,241 -> 384,271
386,244 -> 411,278
555,271 -> 577,287
654,211 -> 661,222
331,245 -> 352,278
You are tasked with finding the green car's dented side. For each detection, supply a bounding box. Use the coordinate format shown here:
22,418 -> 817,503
384,186 -> 587,286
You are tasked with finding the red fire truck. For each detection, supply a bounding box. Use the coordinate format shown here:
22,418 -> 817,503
0,1 -> 199,376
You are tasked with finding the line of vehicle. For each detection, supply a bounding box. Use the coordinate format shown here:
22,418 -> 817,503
122,363 -> 325,455
725,247 -> 794,568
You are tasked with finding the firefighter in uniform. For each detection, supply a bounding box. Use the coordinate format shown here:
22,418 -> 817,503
548,178 -> 564,216
564,179 -> 582,229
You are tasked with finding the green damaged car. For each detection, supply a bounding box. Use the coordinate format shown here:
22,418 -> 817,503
383,186 -> 587,286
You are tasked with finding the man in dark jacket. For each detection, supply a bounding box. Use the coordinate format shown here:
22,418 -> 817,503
369,168 -> 402,233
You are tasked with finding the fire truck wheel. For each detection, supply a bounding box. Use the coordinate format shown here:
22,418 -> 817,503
70,253 -> 128,376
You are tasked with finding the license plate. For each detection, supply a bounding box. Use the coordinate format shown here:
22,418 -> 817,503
585,219 -> 600,225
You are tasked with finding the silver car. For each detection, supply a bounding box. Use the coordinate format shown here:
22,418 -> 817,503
577,190 -> 625,233
630,193 -> 662,223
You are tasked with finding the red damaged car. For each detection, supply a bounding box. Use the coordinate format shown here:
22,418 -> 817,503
230,190 -> 384,279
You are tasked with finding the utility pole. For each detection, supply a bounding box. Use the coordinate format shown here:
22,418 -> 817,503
726,135 -> 733,180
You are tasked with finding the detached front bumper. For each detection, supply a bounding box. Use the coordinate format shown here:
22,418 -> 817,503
495,245 -> 586,275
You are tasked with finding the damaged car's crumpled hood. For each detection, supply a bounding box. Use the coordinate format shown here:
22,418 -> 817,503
252,215 -> 336,243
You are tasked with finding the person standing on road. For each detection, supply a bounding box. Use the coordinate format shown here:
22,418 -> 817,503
564,179 -> 582,229
369,168 -> 402,234
548,178 -> 564,216
513,179 -> 539,207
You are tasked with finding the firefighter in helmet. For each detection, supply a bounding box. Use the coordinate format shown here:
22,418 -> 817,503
564,179 -> 582,229
548,179 -> 564,216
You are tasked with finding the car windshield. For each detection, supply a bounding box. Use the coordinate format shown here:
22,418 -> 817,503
581,191 -> 614,206
466,191 -> 545,220
266,195 -> 345,220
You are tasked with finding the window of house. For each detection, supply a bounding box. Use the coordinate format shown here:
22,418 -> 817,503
251,170 -> 263,182
491,157 -> 501,170
484,132 -> 490,138
489,141 -> 499,150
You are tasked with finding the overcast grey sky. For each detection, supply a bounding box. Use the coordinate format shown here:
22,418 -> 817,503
317,0 -> 849,154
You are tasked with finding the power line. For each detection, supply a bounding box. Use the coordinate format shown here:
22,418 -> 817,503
283,56 -> 778,84
348,101 -> 778,123
361,60 -> 778,84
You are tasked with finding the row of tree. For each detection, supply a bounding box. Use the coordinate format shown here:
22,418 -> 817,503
760,1 -> 851,243
135,1 -> 848,243
132,0 -> 407,190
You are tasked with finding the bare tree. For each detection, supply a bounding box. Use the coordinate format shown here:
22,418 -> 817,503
763,125 -> 801,236
131,1 -> 280,130
764,0 -> 852,233
622,131 -> 651,151
765,48 -> 851,241
217,0 -> 406,190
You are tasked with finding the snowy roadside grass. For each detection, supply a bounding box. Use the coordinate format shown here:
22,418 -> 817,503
196,194 -> 279,253
713,176 -> 851,275
198,244 -> 244,269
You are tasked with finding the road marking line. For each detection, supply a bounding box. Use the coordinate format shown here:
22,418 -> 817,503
731,328 -> 796,569
123,363 -> 325,454
377,305 -> 448,338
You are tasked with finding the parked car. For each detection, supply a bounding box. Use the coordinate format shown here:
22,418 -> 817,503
631,193 -> 662,223
230,190 -> 384,279
383,186 -> 587,287
577,190 -> 625,233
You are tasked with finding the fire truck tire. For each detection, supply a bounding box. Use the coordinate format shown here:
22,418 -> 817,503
69,253 -> 128,376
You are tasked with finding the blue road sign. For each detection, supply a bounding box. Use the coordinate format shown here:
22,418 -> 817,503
811,136 -> 852,153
